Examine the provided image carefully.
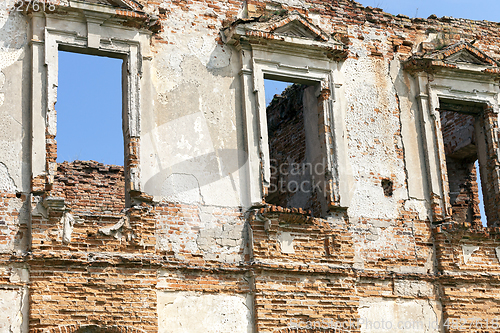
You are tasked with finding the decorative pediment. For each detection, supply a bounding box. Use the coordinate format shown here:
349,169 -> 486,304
32,0 -> 159,33
222,10 -> 346,60
439,42 -> 498,67
262,12 -> 330,41
446,49 -> 490,65
404,41 -> 500,75
273,20 -> 319,39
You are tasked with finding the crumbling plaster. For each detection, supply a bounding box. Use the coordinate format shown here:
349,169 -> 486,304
344,27 -> 408,221
142,1 -> 247,207
0,194 -> 28,254
156,204 -> 247,262
0,265 -> 29,333
157,291 -> 253,333
0,288 -> 27,333
359,297 -> 442,333
0,10 -> 29,192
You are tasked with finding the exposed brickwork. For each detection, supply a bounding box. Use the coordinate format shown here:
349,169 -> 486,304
433,224 -> 500,332
251,207 -> 353,264
38,324 -> 147,333
0,192 -> 26,252
445,159 -> 481,226
155,202 -> 246,263
249,208 -> 357,332
28,256 -> 158,332
441,110 -> 477,158
51,161 -> 125,216
254,271 -> 358,332
30,204 -> 155,254
28,190 -> 157,332
157,269 -> 251,293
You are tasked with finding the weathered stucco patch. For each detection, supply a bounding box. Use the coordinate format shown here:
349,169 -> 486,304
0,162 -> 16,192
142,111 -> 244,207
157,205 -> 245,262
394,280 -> 434,297
0,288 -> 27,333
343,46 -> 407,220
157,291 -> 252,333
277,232 -> 295,254
403,200 -> 430,221
462,245 -> 480,265
0,10 -> 26,71
358,298 -> 441,333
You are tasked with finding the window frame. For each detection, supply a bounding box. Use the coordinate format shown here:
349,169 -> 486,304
28,4 -> 152,205
224,13 -> 352,209
413,69 -> 500,224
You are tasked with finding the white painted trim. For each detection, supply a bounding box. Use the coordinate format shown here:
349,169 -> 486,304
234,40 -> 350,209
28,8 -> 151,196
414,70 -> 500,222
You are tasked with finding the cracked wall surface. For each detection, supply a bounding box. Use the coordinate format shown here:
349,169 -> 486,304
1,0 -> 500,332
0,289 -> 25,333
157,291 -> 252,333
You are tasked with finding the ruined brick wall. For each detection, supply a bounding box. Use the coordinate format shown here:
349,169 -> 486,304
243,0 -> 500,60
3,0 -> 500,332
433,224 -> 500,331
28,257 -> 158,332
250,207 -> 357,332
51,161 -> 125,216
441,111 -> 477,158
155,202 -> 247,263
445,159 -> 481,225
28,160 -> 156,332
29,197 -> 158,331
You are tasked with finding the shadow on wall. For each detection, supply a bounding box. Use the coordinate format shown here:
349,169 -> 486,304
143,149 -> 248,199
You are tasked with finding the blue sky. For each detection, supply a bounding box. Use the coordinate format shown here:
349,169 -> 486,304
57,51 -> 123,165
265,80 -> 291,105
356,0 -> 498,22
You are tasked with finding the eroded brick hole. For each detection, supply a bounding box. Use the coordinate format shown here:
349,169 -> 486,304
52,161 -> 125,215
381,178 -> 393,197
264,80 -> 328,217
439,99 -> 489,227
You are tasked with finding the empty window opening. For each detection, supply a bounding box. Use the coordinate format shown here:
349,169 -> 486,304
439,99 -> 489,227
53,51 -> 125,216
264,79 -> 328,218
56,51 -> 123,165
